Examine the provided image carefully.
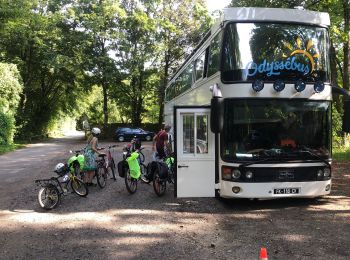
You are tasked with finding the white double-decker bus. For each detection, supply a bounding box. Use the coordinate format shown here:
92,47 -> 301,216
164,7 -> 350,199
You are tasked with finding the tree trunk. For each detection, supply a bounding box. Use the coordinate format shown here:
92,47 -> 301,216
343,1 -> 350,147
102,82 -> 108,127
330,40 -> 341,110
131,77 -> 138,127
135,68 -> 144,126
158,51 -> 170,128
343,1 -> 350,92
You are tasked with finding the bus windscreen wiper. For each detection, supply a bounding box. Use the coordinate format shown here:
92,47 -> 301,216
238,158 -> 272,168
297,148 -> 330,167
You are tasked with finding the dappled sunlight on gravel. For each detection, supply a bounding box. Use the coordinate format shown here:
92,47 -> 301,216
282,234 -> 310,242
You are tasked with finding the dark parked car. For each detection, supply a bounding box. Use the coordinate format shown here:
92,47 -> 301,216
115,127 -> 155,142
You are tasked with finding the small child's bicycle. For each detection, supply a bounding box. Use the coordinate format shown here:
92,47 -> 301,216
35,163 -> 88,210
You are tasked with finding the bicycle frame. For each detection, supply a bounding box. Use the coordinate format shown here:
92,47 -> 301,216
35,171 -> 77,195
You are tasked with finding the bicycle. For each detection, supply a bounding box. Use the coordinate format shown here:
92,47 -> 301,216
71,149 -> 106,189
93,145 -> 117,188
35,164 -> 88,210
151,153 -> 175,197
117,145 -> 149,194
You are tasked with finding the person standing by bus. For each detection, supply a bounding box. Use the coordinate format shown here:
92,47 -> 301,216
152,124 -> 172,159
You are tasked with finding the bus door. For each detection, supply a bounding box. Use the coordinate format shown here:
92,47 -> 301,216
175,108 -> 215,197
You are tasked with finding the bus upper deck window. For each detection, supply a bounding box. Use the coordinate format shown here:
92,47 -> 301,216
207,33 -> 222,77
195,52 -> 205,81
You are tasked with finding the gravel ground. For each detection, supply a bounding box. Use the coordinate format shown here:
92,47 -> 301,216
0,135 -> 349,259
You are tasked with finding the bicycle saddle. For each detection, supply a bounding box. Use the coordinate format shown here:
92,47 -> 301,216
98,153 -> 107,158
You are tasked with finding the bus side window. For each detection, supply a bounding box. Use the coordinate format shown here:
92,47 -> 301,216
195,51 -> 205,81
184,63 -> 193,91
207,33 -> 222,77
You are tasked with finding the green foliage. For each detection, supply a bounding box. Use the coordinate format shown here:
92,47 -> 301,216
0,63 -> 22,144
332,105 -> 343,147
333,146 -> 350,161
0,63 -> 23,114
0,143 -> 25,155
0,112 -> 15,144
0,0 -> 90,138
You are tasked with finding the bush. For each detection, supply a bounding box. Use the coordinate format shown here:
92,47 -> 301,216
0,112 -> 15,145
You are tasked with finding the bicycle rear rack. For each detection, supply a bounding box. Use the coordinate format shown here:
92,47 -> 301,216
35,177 -> 59,187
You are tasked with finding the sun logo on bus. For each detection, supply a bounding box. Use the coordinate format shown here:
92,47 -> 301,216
283,37 -> 320,74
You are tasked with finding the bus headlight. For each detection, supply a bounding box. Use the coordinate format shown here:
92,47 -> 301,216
317,169 -> 323,179
294,80 -> 306,92
252,79 -> 264,92
245,171 -> 253,179
232,169 -> 241,179
273,80 -> 285,92
323,168 -> 331,178
314,81 -> 325,93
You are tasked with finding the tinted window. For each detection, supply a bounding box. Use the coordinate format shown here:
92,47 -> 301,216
207,33 -> 222,77
119,128 -> 129,132
222,23 -> 330,82
221,99 -> 331,162
195,52 -> 206,81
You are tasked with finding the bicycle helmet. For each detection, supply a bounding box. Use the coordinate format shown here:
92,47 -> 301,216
54,163 -> 66,175
91,127 -> 101,136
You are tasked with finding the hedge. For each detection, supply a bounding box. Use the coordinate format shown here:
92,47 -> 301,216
0,112 -> 15,145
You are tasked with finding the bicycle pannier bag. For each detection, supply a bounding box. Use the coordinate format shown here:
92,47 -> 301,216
117,160 -> 128,178
146,161 -> 158,180
157,162 -> 169,179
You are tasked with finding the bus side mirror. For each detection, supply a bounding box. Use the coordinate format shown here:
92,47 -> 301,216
343,100 -> 350,133
210,97 -> 224,133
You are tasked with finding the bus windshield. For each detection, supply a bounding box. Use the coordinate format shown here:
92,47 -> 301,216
221,99 -> 331,162
222,23 -> 330,83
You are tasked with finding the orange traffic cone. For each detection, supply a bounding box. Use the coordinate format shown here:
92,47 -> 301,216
260,247 -> 268,260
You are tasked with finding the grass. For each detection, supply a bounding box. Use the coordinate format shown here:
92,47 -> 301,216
0,143 -> 26,155
333,147 -> 350,162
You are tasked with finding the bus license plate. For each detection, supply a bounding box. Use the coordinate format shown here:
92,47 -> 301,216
274,188 -> 300,194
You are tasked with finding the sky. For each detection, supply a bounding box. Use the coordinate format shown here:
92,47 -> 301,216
206,0 -> 232,13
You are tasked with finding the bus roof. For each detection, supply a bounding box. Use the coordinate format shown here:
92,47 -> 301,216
220,7 -> 330,27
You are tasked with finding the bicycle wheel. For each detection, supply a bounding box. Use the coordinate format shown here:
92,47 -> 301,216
96,167 -> 107,188
125,168 -> 138,194
109,159 -> 117,181
38,184 -> 60,210
140,163 -> 151,184
70,178 -> 89,197
153,168 -> 166,197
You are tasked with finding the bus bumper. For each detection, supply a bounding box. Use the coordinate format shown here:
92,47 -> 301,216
219,180 -> 332,199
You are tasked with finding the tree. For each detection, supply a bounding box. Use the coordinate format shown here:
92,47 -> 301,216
0,63 -> 23,114
0,0 -> 88,138
63,0 -> 125,128
0,63 -> 23,144
110,0 -> 159,126
155,0 -> 211,126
